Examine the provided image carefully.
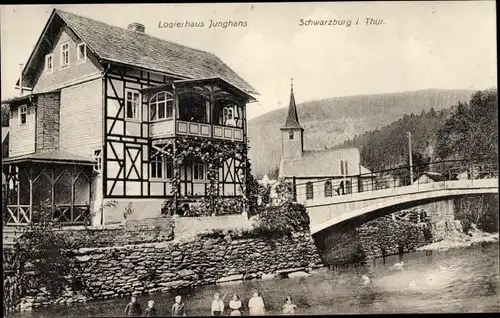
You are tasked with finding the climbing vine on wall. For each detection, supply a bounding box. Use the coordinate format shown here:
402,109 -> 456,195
160,136 -> 251,216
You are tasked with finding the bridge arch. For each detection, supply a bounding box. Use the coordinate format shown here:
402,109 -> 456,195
309,179 -> 498,235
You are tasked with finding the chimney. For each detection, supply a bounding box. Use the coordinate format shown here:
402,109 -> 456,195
127,22 -> 145,33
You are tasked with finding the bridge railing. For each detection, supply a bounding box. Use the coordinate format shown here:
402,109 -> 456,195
293,158 -> 498,201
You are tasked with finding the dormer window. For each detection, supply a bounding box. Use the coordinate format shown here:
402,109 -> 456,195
60,42 -> 70,69
77,43 -> 87,63
45,54 -> 53,73
19,105 -> 27,125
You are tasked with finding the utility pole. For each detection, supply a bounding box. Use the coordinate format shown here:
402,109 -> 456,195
407,131 -> 413,184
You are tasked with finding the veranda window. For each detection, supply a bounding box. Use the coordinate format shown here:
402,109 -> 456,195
149,91 -> 173,121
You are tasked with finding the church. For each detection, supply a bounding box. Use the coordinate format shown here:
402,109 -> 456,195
278,80 -> 376,203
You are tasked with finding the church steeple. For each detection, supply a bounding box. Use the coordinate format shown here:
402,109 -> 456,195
280,78 -> 304,159
281,78 -> 303,131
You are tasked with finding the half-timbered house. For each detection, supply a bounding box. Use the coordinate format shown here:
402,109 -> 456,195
2,9 -> 258,226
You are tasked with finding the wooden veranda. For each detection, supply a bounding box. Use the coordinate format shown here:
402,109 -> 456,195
2,150 -> 95,226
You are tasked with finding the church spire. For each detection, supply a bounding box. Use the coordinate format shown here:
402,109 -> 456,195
281,77 -> 303,130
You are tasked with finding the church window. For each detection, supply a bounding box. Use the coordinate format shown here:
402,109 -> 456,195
289,131 -> 294,139
324,181 -> 332,197
306,182 -> 314,200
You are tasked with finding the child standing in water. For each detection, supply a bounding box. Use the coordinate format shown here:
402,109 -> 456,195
124,296 -> 142,317
171,295 -> 186,316
282,296 -> 297,315
248,290 -> 265,316
211,293 -> 225,316
229,294 -> 242,316
144,300 -> 157,317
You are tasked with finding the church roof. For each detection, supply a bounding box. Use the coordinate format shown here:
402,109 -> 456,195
279,148 -> 372,178
280,81 -> 303,130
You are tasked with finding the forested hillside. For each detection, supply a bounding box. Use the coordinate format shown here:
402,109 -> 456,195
340,108 -> 450,172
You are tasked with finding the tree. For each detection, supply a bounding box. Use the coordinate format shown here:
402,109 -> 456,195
391,151 -> 431,186
1,104 -> 10,127
435,89 -> 498,163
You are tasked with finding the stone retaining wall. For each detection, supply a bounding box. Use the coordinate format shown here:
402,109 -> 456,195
357,215 -> 431,259
14,232 -> 323,309
173,214 -> 250,241
314,212 -> 432,265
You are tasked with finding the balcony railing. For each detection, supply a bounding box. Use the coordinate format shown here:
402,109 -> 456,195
4,204 -> 90,226
150,119 -> 174,138
149,119 -> 244,142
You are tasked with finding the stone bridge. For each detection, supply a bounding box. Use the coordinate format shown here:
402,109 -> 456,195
306,178 -> 499,235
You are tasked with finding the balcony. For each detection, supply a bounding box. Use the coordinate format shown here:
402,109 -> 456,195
149,119 -> 244,142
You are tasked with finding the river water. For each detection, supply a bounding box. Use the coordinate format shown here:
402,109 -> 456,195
14,242 -> 500,316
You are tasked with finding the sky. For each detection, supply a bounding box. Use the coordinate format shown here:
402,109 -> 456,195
1,2 -> 497,120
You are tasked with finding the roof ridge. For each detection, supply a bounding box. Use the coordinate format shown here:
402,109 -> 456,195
55,8 -> 214,56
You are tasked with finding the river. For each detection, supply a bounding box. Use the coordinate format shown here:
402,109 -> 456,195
13,242 -> 500,316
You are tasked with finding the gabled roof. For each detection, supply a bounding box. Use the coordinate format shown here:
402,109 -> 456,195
279,148 -> 372,178
280,81 -> 302,130
2,149 -> 95,165
21,9 -> 258,95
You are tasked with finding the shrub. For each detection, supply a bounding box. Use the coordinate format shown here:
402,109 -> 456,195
11,200 -> 86,299
252,201 -> 310,237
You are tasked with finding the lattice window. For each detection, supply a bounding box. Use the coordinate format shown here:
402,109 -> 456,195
77,43 -> 87,63
149,91 -> 173,121
125,89 -> 141,120
324,180 -> 332,197
193,164 -> 205,180
150,154 -> 173,180
19,105 -> 27,125
150,154 -> 163,179
60,42 -> 70,68
45,54 -> 53,73
306,182 -> 314,200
